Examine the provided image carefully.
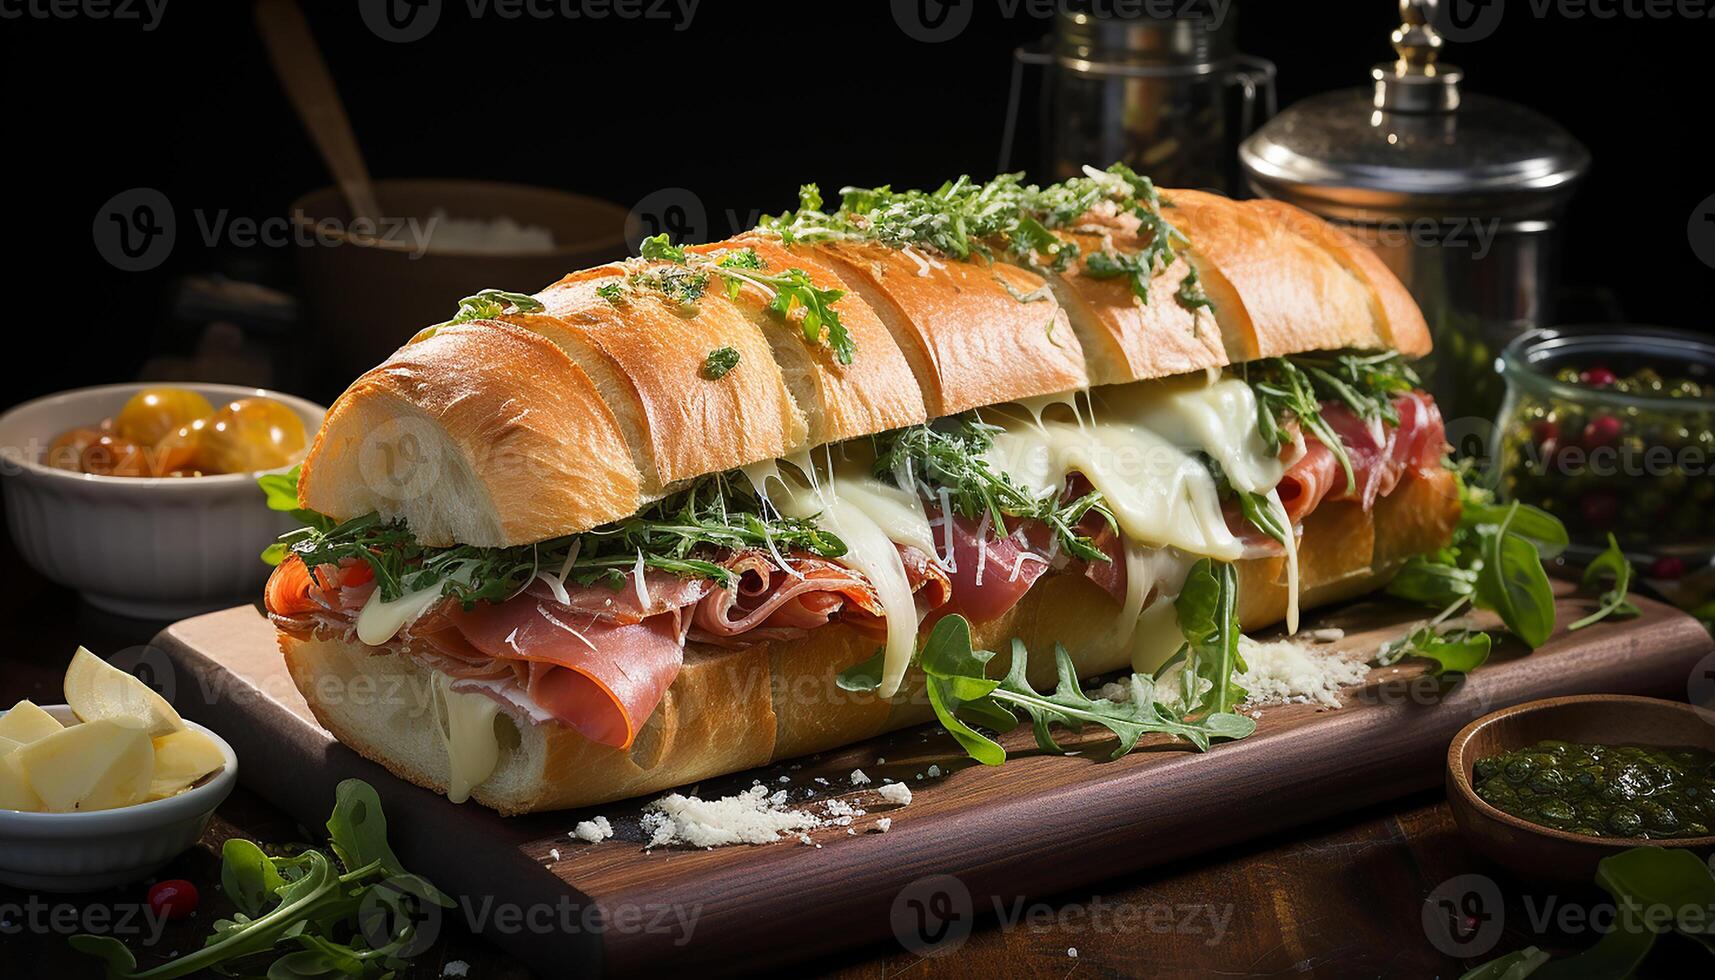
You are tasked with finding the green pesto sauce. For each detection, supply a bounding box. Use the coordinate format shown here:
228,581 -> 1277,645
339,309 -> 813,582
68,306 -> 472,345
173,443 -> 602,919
1474,740 -> 1715,840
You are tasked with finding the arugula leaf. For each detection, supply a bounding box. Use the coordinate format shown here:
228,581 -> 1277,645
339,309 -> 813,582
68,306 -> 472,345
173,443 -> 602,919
263,466 -> 846,605
1236,490 -> 1288,548
426,288 -> 545,336
915,615 -> 1255,765
1569,533 -> 1641,631
1474,502 -> 1556,650
703,345 -> 741,380
72,781 -> 443,980
1386,555 -> 1480,607
835,648 -> 886,693
639,233 -> 687,264
1173,559 -> 1247,716
1247,357 -> 1358,494
1377,625 -> 1492,675
871,416 -> 1116,563
1460,499 -> 1569,560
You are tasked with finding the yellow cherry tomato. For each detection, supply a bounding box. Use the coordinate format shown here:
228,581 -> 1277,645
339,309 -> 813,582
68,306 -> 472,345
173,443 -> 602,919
46,426 -> 106,471
152,417 -> 207,474
114,387 -> 215,447
80,435 -> 150,477
197,398 -> 307,473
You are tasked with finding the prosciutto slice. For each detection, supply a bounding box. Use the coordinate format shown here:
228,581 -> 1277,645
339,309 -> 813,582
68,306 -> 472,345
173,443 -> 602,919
689,551 -> 883,646
444,598 -> 685,749
930,515 -> 1054,624
1273,392 -> 1447,521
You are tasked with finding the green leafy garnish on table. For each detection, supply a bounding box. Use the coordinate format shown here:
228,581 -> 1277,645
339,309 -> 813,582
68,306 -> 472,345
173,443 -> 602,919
914,615 -> 1255,765
1568,533 -> 1642,631
70,780 -> 451,980
1459,846 -> 1715,978
1383,469 -> 1569,667
1173,559 -> 1247,716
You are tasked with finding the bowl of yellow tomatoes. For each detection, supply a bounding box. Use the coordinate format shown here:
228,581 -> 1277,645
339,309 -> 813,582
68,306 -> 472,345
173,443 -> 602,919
0,383 -> 325,619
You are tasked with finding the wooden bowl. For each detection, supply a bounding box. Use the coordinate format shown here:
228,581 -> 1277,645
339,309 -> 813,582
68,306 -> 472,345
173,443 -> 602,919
1447,695 -> 1715,883
290,179 -> 628,385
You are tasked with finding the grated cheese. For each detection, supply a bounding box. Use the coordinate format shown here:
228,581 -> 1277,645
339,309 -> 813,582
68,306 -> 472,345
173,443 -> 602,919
876,782 -> 912,805
1235,636 -> 1371,708
640,785 -> 822,848
571,816 -> 613,844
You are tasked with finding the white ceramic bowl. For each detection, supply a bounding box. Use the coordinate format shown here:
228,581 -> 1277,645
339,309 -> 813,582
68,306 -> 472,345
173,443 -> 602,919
0,706 -> 237,892
0,382 -> 326,619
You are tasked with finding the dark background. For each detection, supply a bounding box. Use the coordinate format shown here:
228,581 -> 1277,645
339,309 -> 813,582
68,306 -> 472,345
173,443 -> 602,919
1,0 -> 1709,406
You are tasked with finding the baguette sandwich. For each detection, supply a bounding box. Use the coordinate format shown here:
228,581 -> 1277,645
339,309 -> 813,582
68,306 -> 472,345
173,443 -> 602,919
263,167 -> 1460,814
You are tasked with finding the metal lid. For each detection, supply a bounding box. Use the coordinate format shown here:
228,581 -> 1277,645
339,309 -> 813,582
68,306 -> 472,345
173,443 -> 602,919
1238,0 -> 1589,220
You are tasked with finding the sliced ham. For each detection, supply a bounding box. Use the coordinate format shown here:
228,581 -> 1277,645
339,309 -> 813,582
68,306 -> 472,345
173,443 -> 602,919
1276,438 -> 1341,525
444,598 -> 685,749
689,550 -> 884,646
1321,391 -> 1447,511
930,514 -> 1053,624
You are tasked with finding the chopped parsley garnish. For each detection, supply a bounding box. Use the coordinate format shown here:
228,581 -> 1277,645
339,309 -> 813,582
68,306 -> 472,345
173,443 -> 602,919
703,345 -> 741,380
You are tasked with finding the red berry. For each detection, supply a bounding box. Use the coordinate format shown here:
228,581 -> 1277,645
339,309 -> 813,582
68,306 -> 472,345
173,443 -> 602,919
1651,556 -> 1686,580
1581,366 -> 1618,387
146,879 -> 199,920
1530,419 -> 1560,448
1580,490 -> 1620,527
1582,415 -> 1622,449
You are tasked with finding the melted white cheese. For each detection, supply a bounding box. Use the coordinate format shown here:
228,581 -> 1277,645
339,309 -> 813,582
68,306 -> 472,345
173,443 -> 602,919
986,417 -> 1243,561
1116,541 -> 1195,673
1267,488 -> 1302,634
1105,375 -> 1285,494
356,581 -> 445,646
431,673 -> 501,805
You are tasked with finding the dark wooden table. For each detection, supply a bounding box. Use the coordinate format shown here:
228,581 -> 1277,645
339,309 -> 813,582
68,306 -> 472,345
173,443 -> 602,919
2,533 -> 1708,978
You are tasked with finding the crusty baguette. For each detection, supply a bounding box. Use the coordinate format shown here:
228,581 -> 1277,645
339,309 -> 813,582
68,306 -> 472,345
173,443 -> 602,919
297,191 -> 1429,547
281,468 -> 1459,815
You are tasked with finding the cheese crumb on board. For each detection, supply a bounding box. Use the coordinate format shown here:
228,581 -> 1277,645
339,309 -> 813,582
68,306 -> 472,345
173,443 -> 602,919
548,848 -> 561,862
850,769 -> 871,786
873,817 -> 893,833
441,962 -> 470,978
642,786 -> 821,847
876,782 -> 912,805
926,764 -> 942,778
571,816 -> 613,844
1235,636 -> 1371,708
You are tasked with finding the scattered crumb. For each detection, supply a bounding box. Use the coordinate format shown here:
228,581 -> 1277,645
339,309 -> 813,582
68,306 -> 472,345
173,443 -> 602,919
642,785 -> 822,847
571,816 -> 613,844
850,768 -> 871,786
1237,636 -> 1371,708
1068,947 -> 1078,958
778,775 -> 790,784
874,817 -> 893,833
926,764 -> 942,778
442,962 -> 470,978
877,782 -> 913,805
1310,627 -> 1345,643
876,757 -> 886,764
548,848 -> 561,861
814,777 -> 829,786
1092,680 -> 1131,703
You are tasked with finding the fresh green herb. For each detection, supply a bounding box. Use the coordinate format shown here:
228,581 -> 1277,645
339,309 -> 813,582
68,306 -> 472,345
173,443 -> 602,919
1569,533 -> 1642,630
915,615 -> 1255,765
623,236 -> 855,364
1236,489 -> 1288,549
871,417 -> 1115,563
438,288 -> 545,328
1385,468 -> 1565,652
758,164 -> 1209,316
261,467 -> 845,605
70,780 -> 450,980
1246,351 -> 1423,495
1175,264 -> 1214,315
595,281 -> 627,304
1459,847 -> 1715,978
703,345 -> 741,380
1377,622 -> 1493,675
1173,559 -> 1247,716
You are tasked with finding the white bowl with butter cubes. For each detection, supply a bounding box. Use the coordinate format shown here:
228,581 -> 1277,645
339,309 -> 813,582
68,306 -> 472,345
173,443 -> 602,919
0,647 -> 236,891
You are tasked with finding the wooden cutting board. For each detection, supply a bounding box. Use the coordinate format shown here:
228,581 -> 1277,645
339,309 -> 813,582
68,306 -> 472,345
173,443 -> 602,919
154,585 -> 1712,976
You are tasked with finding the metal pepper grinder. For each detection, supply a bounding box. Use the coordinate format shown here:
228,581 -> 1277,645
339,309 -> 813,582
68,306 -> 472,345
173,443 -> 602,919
1239,0 -> 1590,420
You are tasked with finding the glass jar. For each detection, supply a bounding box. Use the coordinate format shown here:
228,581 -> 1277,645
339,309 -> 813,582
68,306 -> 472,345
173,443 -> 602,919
1494,328 -> 1715,563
